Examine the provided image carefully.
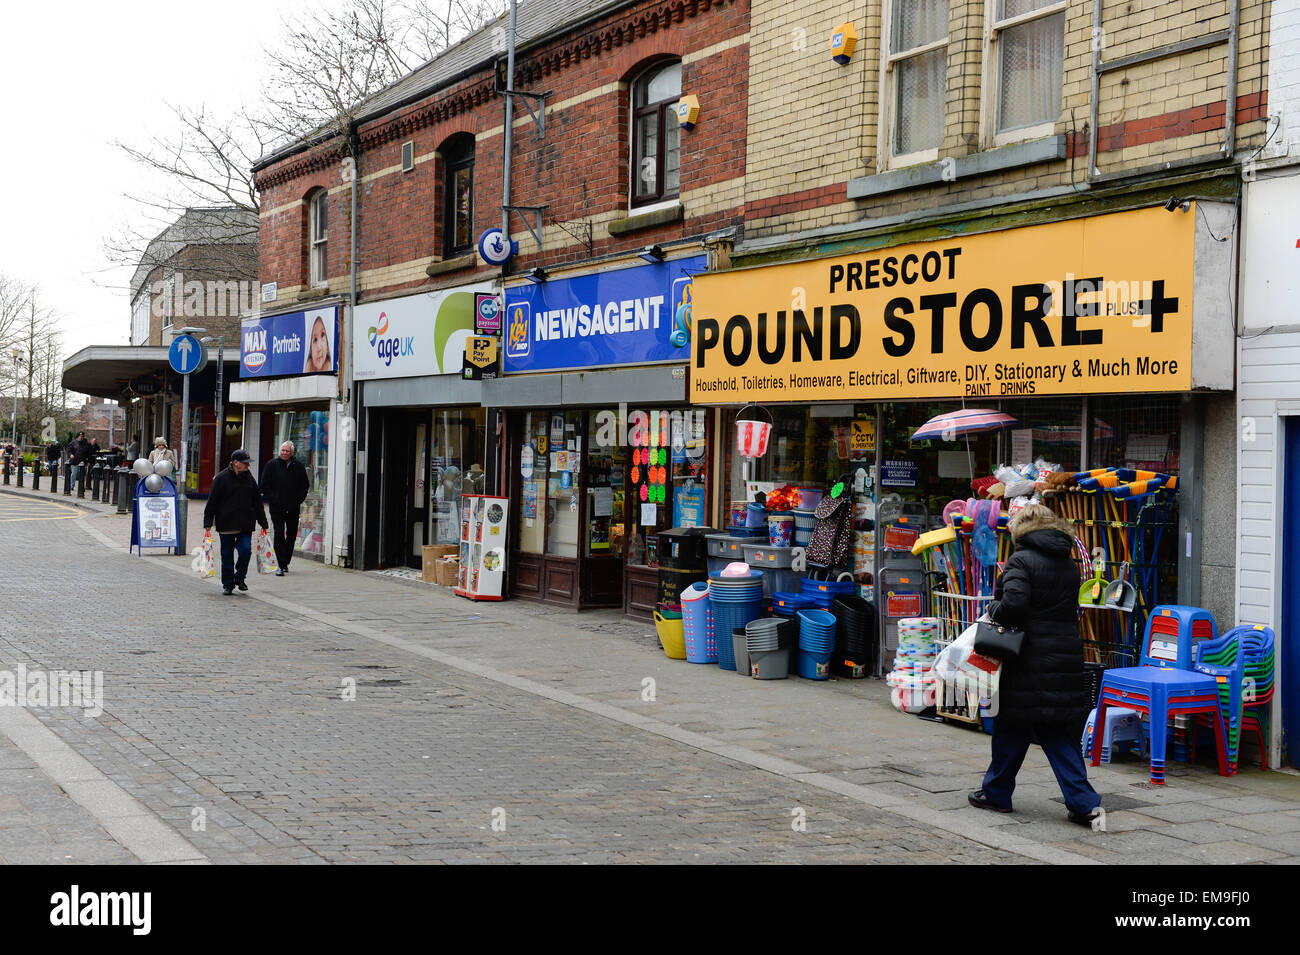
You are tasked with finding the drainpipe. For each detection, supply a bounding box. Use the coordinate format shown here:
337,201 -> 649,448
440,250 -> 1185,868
341,122 -> 361,567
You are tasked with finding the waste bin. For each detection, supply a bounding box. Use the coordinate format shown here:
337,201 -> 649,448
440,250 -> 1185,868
656,526 -> 716,607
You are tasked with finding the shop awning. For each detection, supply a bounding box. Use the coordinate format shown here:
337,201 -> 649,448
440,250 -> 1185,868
230,375 -> 339,405
482,365 -> 686,408
62,345 -> 232,399
362,374 -> 481,408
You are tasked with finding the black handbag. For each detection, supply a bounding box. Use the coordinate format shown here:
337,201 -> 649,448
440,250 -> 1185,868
973,619 -> 1025,661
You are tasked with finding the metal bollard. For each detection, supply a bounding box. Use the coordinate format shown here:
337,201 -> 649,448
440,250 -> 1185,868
2,457 -> 9,485
15,457 -> 23,488
90,459 -> 101,499
96,460 -> 107,503
115,467 -> 130,514
76,463 -> 86,498
50,464 -> 59,494
32,462 -> 39,491
64,464 -> 73,496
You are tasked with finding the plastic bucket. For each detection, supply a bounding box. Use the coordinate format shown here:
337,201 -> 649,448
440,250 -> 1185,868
767,514 -> 793,547
655,611 -> 687,660
796,648 -> 833,680
728,501 -> 749,527
792,509 -> 816,546
750,646 -> 790,679
797,487 -> 824,510
745,502 -> 768,528
732,629 -> 750,676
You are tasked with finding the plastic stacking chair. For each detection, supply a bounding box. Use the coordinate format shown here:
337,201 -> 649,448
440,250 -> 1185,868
1190,625 -> 1276,772
1091,606 -> 1229,784
1082,706 -> 1147,764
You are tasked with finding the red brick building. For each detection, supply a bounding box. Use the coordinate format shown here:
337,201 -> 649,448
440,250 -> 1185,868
252,0 -> 750,608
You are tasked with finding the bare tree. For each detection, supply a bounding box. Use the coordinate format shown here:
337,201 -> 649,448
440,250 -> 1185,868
108,0 -> 506,282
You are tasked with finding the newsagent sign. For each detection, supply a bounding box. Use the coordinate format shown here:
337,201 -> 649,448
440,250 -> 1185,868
689,207 -> 1196,403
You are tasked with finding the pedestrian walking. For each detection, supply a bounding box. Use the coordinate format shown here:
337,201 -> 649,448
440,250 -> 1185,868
149,437 -> 177,469
202,449 -> 269,596
45,441 -> 60,480
68,432 -> 90,490
260,441 -> 310,575
968,502 -> 1102,827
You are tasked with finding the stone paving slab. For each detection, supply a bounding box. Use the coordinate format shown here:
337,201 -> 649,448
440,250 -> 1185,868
4,486 -> 1300,864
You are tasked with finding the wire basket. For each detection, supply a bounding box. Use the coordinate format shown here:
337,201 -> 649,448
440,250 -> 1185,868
929,591 -> 993,647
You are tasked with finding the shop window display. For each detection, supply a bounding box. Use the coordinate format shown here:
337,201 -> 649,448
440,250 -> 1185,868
429,408 -> 487,545
275,410 -> 329,556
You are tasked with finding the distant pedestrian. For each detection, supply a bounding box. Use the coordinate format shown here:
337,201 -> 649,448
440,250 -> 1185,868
125,438 -> 140,462
260,441 -> 310,575
968,502 -> 1102,827
202,449 -> 268,596
68,432 -> 90,489
149,437 -> 176,469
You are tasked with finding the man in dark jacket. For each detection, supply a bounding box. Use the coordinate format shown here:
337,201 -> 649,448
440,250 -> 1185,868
260,441 -> 311,575
68,432 -> 90,492
968,502 -> 1103,827
203,449 -> 269,595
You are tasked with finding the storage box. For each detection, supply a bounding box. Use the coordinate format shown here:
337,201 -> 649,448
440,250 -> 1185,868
422,545 -> 459,582
436,556 -> 460,587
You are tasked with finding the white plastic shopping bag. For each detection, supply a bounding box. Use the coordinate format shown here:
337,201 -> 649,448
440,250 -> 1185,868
933,623 -> 978,682
198,532 -> 216,578
255,529 -> 280,575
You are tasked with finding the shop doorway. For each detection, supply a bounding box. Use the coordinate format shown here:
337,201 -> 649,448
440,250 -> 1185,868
376,411 -> 421,569
1283,416 -> 1300,769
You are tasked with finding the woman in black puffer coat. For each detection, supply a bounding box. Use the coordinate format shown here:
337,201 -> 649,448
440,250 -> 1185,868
968,502 -> 1102,826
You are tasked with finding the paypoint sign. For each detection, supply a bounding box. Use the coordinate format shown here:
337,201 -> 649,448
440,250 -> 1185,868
690,207 -> 1195,403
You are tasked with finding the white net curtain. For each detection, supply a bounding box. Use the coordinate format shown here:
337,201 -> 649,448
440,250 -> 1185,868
997,0 -> 1065,132
891,0 -> 949,154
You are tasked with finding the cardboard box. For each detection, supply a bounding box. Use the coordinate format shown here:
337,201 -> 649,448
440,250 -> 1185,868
421,545 -> 459,582
436,557 -> 459,587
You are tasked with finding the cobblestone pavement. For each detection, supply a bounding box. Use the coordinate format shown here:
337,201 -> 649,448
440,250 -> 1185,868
5,484 -> 1300,865
0,492 -> 1020,863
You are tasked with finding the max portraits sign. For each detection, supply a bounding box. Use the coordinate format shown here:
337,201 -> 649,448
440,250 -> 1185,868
689,207 -> 1196,403
241,307 -> 339,378
353,284 -> 493,381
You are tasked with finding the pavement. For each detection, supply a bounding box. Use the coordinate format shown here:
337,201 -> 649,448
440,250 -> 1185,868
2,481 -> 1300,865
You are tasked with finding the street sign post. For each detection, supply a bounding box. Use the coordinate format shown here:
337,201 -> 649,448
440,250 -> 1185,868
168,332 -> 207,559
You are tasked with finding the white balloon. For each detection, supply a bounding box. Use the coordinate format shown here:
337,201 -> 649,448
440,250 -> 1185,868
154,459 -> 174,477
143,473 -> 164,493
133,458 -> 153,477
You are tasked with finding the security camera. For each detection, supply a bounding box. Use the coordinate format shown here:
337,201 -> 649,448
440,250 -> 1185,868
1164,197 -> 1190,212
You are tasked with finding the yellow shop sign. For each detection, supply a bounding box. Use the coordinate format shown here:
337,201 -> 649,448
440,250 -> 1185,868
690,207 -> 1195,403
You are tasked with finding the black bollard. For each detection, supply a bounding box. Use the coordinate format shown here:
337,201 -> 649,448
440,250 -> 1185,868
64,462 -> 73,495
50,463 -> 58,494
32,461 -> 39,491
2,457 -> 9,486
115,467 -> 129,514
15,456 -> 23,488
76,462 -> 85,498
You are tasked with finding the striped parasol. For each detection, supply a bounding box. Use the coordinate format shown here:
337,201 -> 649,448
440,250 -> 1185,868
911,409 -> 1019,442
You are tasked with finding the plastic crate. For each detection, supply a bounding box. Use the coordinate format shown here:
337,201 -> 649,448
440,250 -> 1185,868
706,534 -> 745,558
743,544 -> 795,568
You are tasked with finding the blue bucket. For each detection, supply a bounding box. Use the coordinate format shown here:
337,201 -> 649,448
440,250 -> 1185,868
800,578 -> 856,608
796,648 -> 833,680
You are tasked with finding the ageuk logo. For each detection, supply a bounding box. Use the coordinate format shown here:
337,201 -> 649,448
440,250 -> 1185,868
366,311 -> 415,367
505,302 -> 530,358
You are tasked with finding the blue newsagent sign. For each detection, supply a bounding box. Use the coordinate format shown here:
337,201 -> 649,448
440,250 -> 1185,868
241,307 -> 339,379
503,256 -> 705,374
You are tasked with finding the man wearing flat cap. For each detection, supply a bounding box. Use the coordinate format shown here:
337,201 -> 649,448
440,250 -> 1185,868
203,449 -> 269,595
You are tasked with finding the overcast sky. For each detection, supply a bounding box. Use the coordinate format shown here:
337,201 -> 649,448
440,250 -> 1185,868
0,0 -> 280,355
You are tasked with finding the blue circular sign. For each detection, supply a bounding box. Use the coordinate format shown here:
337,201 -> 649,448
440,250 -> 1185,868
168,334 -> 204,375
478,229 -> 515,266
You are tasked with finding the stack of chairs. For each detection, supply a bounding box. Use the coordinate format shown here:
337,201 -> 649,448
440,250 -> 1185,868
1191,625 -> 1276,771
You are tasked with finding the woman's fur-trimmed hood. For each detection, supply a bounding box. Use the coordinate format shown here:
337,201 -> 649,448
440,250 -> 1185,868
1008,502 -> 1074,541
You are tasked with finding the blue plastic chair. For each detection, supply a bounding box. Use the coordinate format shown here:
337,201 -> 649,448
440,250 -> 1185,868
1091,606 -> 1228,784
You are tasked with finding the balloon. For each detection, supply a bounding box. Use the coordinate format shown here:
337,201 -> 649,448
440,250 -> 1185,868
133,458 -> 153,477
143,474 -> 163,493
153,459 -> 174,477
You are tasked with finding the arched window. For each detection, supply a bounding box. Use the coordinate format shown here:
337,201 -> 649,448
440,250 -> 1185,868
308,189 -> 328,287
630,61 -> 681,207
442,134 -> 475,257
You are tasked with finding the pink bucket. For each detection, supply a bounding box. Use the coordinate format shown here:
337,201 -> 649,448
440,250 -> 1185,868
735,418 -> 771,457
